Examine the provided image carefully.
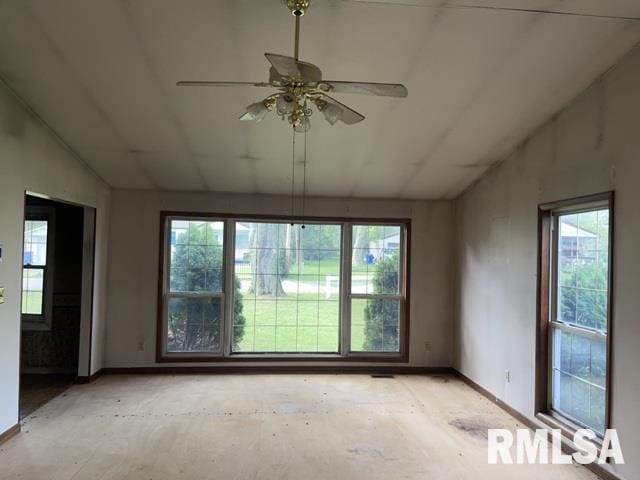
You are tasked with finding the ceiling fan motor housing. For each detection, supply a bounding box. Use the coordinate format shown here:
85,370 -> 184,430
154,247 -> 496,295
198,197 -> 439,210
287,0 -> 310,16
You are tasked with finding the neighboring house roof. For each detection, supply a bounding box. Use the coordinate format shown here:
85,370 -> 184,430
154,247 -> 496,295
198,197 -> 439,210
560,222 -> 597,238
381,231 -> 400,240
172,220 -> 249,232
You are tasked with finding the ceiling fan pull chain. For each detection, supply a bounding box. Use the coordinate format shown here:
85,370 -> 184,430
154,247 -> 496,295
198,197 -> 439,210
176,0 -> 406,130
302,126 -> 307,226
291,128 -> 296,220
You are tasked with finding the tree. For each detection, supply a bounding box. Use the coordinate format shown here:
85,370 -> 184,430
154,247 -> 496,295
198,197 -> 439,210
352,225 -> 385,267
363,253 -> 399,351
559,262 -> 608,331
299,224 -> 340,261
168,223 -> 245,350
248,223 -> 285,296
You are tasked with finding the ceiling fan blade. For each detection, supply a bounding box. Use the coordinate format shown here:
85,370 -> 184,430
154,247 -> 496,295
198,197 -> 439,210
318,81 -> 408,98
265,54 -> 323,82
264,53 -> 301,78
176,81 -> 270,87
320,94 -> 365,125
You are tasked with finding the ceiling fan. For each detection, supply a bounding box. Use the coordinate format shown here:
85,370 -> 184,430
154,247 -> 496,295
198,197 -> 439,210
177,0 -> 408,132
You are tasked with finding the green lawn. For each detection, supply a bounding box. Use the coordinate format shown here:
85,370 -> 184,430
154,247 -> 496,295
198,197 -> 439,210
21,291 -> 43,315
231,259 -> 383,353
234,293 -> 368,353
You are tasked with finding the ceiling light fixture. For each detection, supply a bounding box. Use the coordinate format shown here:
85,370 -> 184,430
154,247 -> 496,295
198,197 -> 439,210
240,99 -> 274,122
177,0 -> 408,133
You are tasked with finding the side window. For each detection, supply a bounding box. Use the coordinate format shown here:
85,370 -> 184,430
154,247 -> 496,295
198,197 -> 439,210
550,206 -> 610,435
349,225 -> 404,353
164,219 -> 225,354
22,211 -> 54,330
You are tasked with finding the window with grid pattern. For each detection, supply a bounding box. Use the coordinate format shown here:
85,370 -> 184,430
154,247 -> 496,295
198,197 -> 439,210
550,207 -> 610,435
166,219 -> 225,353
22,219 -> 49,316
232,222 -> 341,353
349,225 -> 403,353
159,214 -> 408,359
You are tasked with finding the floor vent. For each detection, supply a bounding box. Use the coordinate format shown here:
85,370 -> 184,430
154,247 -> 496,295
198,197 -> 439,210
370,374 -> 395,379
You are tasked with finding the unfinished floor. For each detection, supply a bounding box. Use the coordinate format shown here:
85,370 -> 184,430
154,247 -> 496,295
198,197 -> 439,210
0,374 -> 597,480
19,374 -> 76,420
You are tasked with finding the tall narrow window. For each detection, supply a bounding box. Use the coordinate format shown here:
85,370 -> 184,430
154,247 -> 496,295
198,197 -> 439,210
545,199 -> 611,436
349,225 -> 404,353
22,210 -> 54,331
164,218 -> 225,354
232,222 -> 341,353
22,220 -> 49,316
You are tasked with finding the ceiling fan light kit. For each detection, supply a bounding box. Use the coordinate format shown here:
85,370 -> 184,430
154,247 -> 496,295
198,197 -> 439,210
177,0 -> 408,133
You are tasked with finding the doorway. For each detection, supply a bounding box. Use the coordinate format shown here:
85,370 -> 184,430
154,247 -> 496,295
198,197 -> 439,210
19,194 -> 96,419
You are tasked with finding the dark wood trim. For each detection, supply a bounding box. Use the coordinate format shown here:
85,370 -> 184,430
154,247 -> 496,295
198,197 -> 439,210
536,412 -> 604,449
85,207 -> 97,381
456,371 -> 621,480
456,371 -> 534,428
159,211 -> 412,225
75,368 -> 104,384
535,208 -> 551,414
156,354 -> 409,363
605,192 -> 615,433
155,212 -> 167,363
535,191 -> 614,434
538,191 -> 614,212
102,366 -> 453,375
403,220 -> 412,363
0,423 -> 20,446
156,211 -> 412,363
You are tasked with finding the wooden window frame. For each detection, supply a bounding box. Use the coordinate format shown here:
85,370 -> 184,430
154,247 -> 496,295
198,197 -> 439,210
21,206 -> 56,331
156,211 -> 411,363
536,192 -> 614,444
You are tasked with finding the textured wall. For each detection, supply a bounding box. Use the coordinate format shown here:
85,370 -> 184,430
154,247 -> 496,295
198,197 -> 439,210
105,190 -> 455,368
454,46 -> 640,479
0,82 -> 110,435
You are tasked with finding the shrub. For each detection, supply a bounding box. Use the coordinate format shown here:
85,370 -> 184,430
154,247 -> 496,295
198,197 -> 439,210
363,253 -> 399,351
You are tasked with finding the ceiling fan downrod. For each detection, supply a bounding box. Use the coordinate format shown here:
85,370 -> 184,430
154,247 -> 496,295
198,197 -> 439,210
288,0 -> 310,60
287,0 -> 310,17
176,0 -> 408,133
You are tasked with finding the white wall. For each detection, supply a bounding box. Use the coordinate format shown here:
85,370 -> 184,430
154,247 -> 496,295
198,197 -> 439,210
105,189 -> 454,368
0,83 -> 110,435
454,46 -> 640,479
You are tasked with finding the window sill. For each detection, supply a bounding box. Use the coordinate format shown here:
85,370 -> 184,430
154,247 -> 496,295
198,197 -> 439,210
157,352 -> 408,363
535,412 -> 604,452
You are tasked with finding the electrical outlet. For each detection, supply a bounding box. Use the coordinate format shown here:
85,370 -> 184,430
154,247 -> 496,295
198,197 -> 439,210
505,370 -> 511,383
424,341 -> 431,351
137,341 -> 145,352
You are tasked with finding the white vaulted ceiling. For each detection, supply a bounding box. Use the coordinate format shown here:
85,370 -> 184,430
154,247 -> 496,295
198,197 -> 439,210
1,0 -> 639,199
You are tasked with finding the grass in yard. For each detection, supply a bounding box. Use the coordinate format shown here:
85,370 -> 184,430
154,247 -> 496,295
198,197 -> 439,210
232,259 -> 379,353
288,259 -> 341,276
236,258 -> 378,277
233,293 -> 369,353
21,291 -> 43,315
235,293 -> 339,352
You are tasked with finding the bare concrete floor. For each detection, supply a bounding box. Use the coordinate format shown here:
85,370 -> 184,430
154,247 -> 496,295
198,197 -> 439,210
0,374 -> 597,480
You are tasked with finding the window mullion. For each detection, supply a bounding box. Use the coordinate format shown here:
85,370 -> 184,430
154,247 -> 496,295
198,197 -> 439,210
340,223 -> 352,356
349,293 -> 403,301
223,219 -> 235,356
